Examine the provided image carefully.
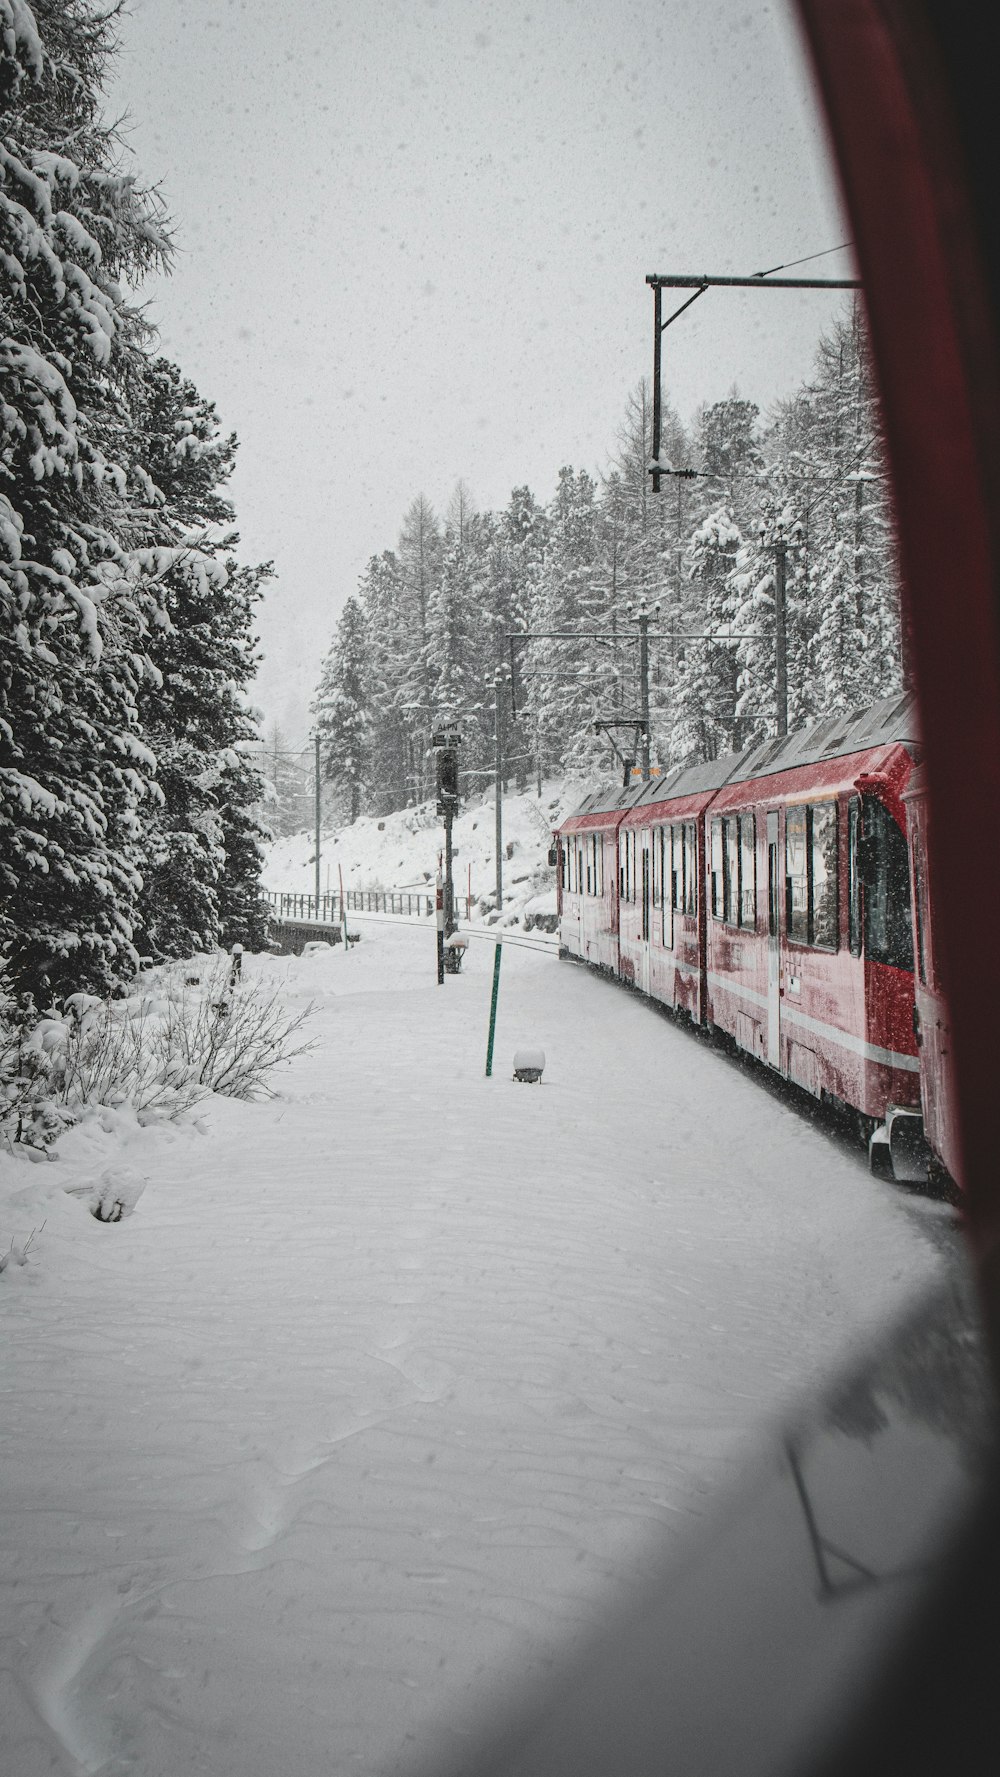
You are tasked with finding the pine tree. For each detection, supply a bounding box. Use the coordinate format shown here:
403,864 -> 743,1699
260,722 -> 310,838
1,1 -> 171,1001
532,468 -> 610,779
313,597 -> 370,823
359,551 -> 411,814
1,5 -> 271,993
394,495 -> 441,797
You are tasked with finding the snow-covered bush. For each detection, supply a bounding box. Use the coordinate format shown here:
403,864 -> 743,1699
2,961 -> 316,1147
141,963 -> 317,1102
54,962 -> 316,1113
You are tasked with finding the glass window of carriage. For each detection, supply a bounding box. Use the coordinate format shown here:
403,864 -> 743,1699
809,801 -> 838,950
739,813 -> 756,929
785,804 -> 809,942
685,822 -> 697,916
725,817 -> 740,925
848,796 -> 862,956
711,818 -> 724,918
861,794 -> 914,970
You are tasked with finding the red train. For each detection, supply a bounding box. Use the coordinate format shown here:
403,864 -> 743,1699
554,691 -> 956,1191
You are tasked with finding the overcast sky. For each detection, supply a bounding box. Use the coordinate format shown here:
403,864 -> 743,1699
109,0 -> 849,738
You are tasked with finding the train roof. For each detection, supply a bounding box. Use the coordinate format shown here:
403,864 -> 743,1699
561,778 -> 649,826
557,692 -> 918,831
727,689 -> 918,782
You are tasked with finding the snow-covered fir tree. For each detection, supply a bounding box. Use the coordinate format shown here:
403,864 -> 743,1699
260,722 -> 311,839
1,1 -> 270,998
313,597 -> 370,823
1,0 -> 170,1000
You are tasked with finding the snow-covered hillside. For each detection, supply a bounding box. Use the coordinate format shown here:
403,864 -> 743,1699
263,780 -> 596,928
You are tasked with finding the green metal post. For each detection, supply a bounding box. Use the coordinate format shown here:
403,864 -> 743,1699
484,941 -> 503,1076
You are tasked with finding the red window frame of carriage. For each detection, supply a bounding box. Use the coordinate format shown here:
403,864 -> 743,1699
794,1 -> 1000,1319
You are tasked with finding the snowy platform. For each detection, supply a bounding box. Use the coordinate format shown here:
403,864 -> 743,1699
0,924 -> 955,1775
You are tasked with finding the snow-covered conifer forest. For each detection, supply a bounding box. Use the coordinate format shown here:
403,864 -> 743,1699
1,0 -> 271,1009
312,330 -> 901,822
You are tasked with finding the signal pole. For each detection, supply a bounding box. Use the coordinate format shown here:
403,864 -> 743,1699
433,727 -> 461,972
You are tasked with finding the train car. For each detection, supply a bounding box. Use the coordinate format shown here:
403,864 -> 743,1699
558,693 -> 924,1174
705,694 -> 921,1133
556,779 -> 645,974
903,762 -> 961,1189
617,758 -> 739,1022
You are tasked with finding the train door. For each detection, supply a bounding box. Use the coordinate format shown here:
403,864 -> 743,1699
640,829 -> 651,994
766,810 -> 781,1067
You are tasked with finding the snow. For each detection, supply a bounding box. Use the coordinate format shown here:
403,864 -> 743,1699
0,924 -> 957,1774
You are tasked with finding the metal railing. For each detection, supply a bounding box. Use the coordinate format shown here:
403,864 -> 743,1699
266,889 -> 435,923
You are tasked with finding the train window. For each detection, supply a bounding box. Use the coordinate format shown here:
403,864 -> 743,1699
861,795 -> 914,971
683,822 -> 697,916
725,818 -> 740,925
585,839 -> 593,896
810,801 -> 838,950
785,805 -> 809,943
671,825 -> 683,913
848,797 -> 862,956
711,818 -> 724,918
596,834 -> 604,897
739,813 -> 756,928
651,826 -> 662,909
620,830 -> 636,904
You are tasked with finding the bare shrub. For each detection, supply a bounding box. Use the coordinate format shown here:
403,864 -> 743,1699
55,963 -> 316,1116
152,964 -> 317,1101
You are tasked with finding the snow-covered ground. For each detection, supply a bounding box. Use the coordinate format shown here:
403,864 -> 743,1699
264,781 -> 587,927
0,924 -> 957,1776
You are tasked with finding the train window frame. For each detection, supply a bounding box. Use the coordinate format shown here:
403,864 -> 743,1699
739,812 -> 756,929
861,794 -> 915,972
810,800 -> 839,952
711,817 -> 724,919
848,796 -> 862,957
783,801 -> 839,951
785,804 -> 810,944
725,817 -> 740,926
651,824 -> 662,910
683,821 -> 697,917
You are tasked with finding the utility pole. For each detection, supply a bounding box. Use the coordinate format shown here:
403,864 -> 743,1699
760,524 -> 801,738
774,536 -> 788,738
624,597 -> 660,780
636,598 -> 658,779
314,733 -> 321,908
